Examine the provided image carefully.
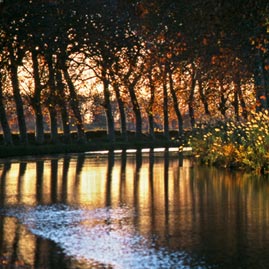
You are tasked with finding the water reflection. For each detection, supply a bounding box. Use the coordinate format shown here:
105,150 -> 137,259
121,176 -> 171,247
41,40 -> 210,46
0,151 -> 269,268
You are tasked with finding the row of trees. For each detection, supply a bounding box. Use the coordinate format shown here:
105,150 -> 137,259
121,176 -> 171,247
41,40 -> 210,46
0,0 -> 268,145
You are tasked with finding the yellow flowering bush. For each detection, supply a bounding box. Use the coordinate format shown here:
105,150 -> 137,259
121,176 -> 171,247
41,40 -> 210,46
189,111 -> 269,173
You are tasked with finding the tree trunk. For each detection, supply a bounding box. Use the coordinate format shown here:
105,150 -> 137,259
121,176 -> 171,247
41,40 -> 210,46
9,54 -> 28,144
198,78 -> 210,115
31,50 -> 45,144
0,72 -> 13,145
169,71 -> 184,139
128,84 -> 142,138
62,65 -> 86,142
234,73 -> 248,120
56,69 -> 70,143
163,71 -> 169,140
47,56 -> 59,143
254,50 -> 268,111
48,107 -> 59,143
102,75 -> 115,143
233,89 -> 240,121
148,75 -> 155,140
113,84 -> 127,141
60,107 -> 71,143
188,70 -> 196,128
219,80 -> 228,118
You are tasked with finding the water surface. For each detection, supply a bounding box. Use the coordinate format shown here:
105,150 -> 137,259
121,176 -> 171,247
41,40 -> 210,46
1,150 -> 269,268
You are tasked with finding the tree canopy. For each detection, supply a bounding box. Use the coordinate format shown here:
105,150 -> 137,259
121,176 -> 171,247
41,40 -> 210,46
0,0 -> 268,145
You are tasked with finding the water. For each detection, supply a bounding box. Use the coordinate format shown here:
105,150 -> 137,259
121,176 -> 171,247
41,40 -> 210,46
1,149 -> 269,268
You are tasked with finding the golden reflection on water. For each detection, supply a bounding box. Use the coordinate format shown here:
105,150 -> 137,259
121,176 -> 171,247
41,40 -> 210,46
1,152 -> 269,268
1,217 -> 36,267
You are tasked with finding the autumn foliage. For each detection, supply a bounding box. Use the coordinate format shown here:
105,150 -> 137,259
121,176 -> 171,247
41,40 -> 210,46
0,0 -> 268,151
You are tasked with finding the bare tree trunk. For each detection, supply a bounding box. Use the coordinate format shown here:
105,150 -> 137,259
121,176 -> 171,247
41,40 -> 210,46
162,70 -> 169,140
219,80 -> 228,118
128,83 -> 142,138
234,72 -> 248,120
0,72 -> 13,145
47,56 -> 59,143
48,107 -> 59,143
60,106 -> 70,143
148,75 -> 155,140
113,84 -> 127,141
9,53 -> 28,144
254,50 -> 268,111
31,50 -> 45,144
62,65 -> 86,142
56,69 -> 70,143
168,71 -> 184,139
198,78 -> 210,115
233,88 -> 240,121
188,69 -> 196,128
102,74 -> 115,143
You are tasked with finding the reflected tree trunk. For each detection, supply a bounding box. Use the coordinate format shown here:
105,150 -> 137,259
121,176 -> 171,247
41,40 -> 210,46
75,154 -> 85,180
136,149 -> 142,173
36,160 -> 44,203
0,214 -> 3,253
34,237 -> 45,269
51,159 -> 58,203
149,149 -> 155,233
0,162 -> 11,206
17,162 -> 27,203
149,149 -> 154,200
119,150 -> 127,203
164,149 -> 169,232
105,151 -> 114,207
10,224 -> 20,266
178,152 -> 183,167
62,156 -> 70,203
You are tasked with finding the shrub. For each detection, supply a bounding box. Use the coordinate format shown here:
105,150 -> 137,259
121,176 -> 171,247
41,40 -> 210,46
189,111 -> 269,174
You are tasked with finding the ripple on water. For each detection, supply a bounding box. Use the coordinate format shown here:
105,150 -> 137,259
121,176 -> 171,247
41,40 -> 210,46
4,204 -> 195,269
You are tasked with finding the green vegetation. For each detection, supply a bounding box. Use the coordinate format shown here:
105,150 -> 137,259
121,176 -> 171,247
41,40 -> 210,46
189,111 -> 269,174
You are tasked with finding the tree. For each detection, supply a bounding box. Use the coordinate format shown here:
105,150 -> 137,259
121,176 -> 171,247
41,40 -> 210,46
0,71 -> 13,145
1,1 -> 29,144
31,50 -> 45,144
8,44 -> 28,144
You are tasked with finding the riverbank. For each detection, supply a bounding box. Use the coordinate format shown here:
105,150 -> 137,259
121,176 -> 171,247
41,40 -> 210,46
0,142 -> 182,158
0,133 -> 183,158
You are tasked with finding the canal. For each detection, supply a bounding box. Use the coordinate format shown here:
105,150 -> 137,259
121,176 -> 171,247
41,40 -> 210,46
1,149 -> 269,268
